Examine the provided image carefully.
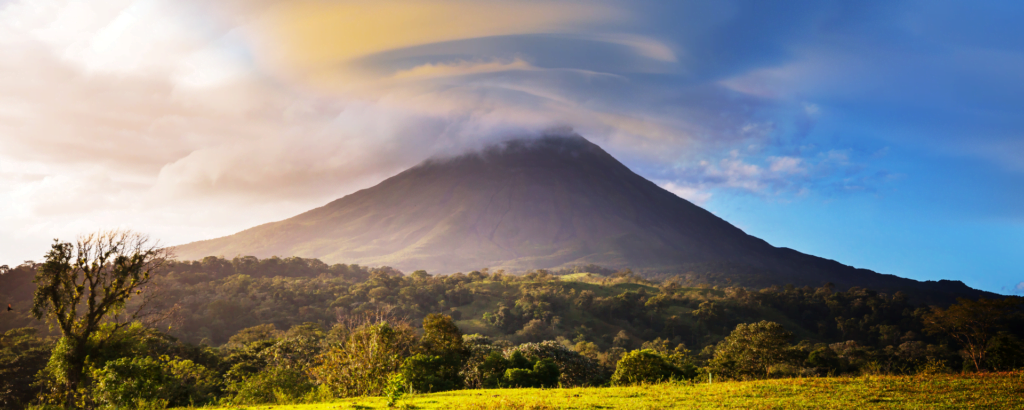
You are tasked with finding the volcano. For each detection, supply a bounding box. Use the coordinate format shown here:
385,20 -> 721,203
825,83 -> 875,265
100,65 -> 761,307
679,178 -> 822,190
173,134 -> 990,303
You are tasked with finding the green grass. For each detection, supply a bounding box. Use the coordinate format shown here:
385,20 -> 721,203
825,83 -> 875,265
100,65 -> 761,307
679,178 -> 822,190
206,372 -> 1024,409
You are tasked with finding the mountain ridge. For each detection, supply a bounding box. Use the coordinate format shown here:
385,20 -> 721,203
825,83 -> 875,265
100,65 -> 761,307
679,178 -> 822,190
172,134 -> 994,304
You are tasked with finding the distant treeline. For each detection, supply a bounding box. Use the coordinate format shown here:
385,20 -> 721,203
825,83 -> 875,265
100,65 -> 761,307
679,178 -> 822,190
1,255 -> 1022,409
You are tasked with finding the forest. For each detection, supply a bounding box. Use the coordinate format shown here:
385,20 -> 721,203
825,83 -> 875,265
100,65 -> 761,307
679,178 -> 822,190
1,236 -> 1022,409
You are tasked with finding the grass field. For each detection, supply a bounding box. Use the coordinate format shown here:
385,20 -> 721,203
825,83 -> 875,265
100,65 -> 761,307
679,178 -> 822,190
206,371 -> 1024,410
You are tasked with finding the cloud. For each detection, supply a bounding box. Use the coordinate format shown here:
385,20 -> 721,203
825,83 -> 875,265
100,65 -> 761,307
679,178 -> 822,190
659,182 -> 712,205
1014,282 -> 1024,295
768,156 -> 806,174
0,0 -> 901,263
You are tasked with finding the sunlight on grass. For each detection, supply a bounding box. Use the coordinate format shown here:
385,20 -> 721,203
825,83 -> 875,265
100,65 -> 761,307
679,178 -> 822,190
198,371 -> 1024,410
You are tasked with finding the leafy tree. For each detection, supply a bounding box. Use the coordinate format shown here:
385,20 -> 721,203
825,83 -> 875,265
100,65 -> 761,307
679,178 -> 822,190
503,358 -> 559,388
419,314 -> 465,356
922,297 -> 1023,371
227,366 -> 313,405
640,338 -> 698,379
401,354 -> 459,393
610,349 -> 686,385
401,314 -> 467,392
311,320 -> 416,397
506,341 -> 605,387
986,332 -> 1024,371
227,324 -> 279,347
30,230 -> 168,406
709,321 -> 793,379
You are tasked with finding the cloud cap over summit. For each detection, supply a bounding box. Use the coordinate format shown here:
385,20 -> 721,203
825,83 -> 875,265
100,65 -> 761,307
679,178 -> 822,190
173,135 -> 993,304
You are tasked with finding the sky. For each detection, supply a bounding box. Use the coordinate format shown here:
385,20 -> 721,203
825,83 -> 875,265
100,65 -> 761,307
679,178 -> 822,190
0,0 -> 1021,295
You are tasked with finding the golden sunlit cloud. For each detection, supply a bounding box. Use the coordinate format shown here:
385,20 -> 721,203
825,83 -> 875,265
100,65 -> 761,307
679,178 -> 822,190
248,0 -> 625,82
0,0 -> 741,263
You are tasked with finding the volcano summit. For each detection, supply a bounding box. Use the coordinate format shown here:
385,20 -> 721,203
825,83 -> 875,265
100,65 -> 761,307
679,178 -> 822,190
173,134 -> 989,303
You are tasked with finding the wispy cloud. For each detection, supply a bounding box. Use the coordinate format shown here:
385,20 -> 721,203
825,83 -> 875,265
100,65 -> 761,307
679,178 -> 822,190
4,0 -> 992,264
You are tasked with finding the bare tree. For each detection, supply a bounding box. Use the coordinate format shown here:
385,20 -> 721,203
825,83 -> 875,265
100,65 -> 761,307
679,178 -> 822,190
31,230 -> 169,407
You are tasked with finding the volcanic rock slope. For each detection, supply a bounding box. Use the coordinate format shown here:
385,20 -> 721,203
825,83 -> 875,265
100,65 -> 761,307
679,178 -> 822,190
173,135 -> 990,302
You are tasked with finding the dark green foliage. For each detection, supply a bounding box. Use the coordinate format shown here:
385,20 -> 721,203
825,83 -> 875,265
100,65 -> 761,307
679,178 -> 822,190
709,321 -> 794,379
227,366 -> 314,405
506,341 -> 606,387
401,314 -> 467,393
807,346 -> 843,373
610,349 -> 687,385
90,356 -> 167,408
476,351 -> 511,388
0,328 -> 52,408
401,354 -> 459,393
469,350 -> 561,388
923,297 -> 1024,371
2,253 -> 1024,407
986,332 -> 1024,371
639,338 -> 698,380
503,358 -> 559,388
89,355 -> 220,408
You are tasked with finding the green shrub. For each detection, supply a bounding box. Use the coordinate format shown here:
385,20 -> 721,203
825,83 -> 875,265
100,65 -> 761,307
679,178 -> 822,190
504,341 -> 605,386
808,346 -> 843,373
986,332 -> 1024,371
610,349 -> 686,385
90,356 -> 167,408
502,359 -> 559,388
311,321 -> 416,397
384,373 -> 406,407
35,323 -> 222,409
401,354 -> 459,393
503,368 -> 535,387
400,314 -> 466,393
227,366 -> 315,405
474,350 -> 510,388
708,321 -> 793,380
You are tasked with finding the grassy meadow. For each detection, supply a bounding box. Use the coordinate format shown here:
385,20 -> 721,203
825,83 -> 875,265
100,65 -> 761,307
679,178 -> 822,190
202,371 -> 1024,410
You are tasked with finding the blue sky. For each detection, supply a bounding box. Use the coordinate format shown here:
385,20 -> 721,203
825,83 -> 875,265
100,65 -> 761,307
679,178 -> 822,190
0,0 -> 1020,294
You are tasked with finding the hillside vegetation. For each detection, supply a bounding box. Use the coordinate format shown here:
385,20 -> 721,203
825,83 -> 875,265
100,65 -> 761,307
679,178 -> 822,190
1,254 -> 1021,409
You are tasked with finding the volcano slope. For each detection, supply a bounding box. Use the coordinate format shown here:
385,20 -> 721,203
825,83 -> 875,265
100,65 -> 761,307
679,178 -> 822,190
173,134 -> 991,304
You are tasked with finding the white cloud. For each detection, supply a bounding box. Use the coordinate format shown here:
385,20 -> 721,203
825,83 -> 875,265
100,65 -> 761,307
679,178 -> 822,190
0,0 -> 863,263
768,156 -> 805,174
659,182 -> 712,205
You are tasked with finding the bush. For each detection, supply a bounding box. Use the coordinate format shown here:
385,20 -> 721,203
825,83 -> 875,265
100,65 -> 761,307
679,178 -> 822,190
467,350 -> 561,388
986,332 -> 1024,371
808,346 -> 842,373
164,358 -> 221,406
502,358 -> 559,388
505,341 -> 605,387
383,373 -> 406,407
610,350 -> 686,385
708,321 -> 793,380
90,356 -> 167,408
311,321 -> 416,397
401,354 -> 459,393
227,366 -> 314,405
401,314 -> 466,392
